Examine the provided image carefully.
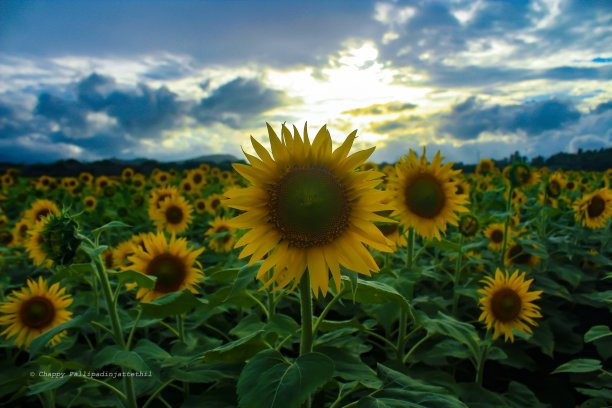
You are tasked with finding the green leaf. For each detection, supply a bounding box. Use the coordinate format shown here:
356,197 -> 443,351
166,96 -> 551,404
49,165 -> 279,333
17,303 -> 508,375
28,311 -> 94,355
552,358 -> 602,374
237,349 -> 334,408
341,276 -> 410,311
584,325 -> 612,343
108,269 -> 157,289
26,376 -> 71,396
416,311 -> 480,363
140,289 -> 207,319
202,330 -> 267,363
226,262 -> 261,299
93,345 -> 151,372
318,347 -> 382,388
92,221 -> 131,238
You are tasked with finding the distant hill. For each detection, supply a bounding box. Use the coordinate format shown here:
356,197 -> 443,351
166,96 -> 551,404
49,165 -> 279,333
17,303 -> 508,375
0,154 -> 242,177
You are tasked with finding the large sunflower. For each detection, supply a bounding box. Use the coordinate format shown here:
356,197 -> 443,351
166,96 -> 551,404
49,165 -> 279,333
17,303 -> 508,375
225,123 -> 392,296
125,232 -> 204,302
24,199 -> 60,227
0,276 -> 73,348
479,268 -> 542,342
390,148 -> 469,240
151,194 -> 193,234
573,188 -> 612,229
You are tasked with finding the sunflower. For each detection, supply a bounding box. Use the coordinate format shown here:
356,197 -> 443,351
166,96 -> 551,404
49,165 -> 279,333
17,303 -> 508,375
153,171 -> 171,185
484,223 -> 510,251
179,179 -> 194,195
125,232 -> 204,302
188,169 -> 207,187
0,276 -> 73,348
478,268 -> 542,342
24,199 -> 60,227
205,217 -> 236,253
121,167 -> 134,180
0,214 -> 7,229
225,123 -> 393,296
573,188 -> 612,229
206,194 -> 224,215
36,175 -> 55,191
0,231 -> 14,246
505,241 -> 540,268
12,219 -> 30,246
148,186 -> 180,219
505,162 -> 540,190
79,172 -> 94,185
83,195 -> 97,211
458,213 -> 479,237
25,224 -> 52,267
476,158 -> 498,176
151,194 -> 193,234
545,172 -> 565,199
194,198 -> 208,214
390,148 -> 469,240
131,174 -> 146,189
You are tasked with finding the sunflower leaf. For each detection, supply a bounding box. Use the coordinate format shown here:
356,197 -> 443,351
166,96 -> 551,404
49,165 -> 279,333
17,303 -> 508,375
28,310 -> 95,355
91,221 -> 131,239
237,349 -> 334,408
552,358 -> 603,374
340,276 -> 410,311
585,325 -> 612,343
139,289 -> 207,319
107,269 -> 157,289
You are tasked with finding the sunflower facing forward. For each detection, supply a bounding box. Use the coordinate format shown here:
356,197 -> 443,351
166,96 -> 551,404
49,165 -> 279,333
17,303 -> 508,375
573,188 -> 612,229
205,217 -> 236,253
225,123 -> 393,297
0,276 -> 73,348
479,268 -> 542,342
390,148 -> 469,240
125,232 -> 204,302
151,194 -> 193,234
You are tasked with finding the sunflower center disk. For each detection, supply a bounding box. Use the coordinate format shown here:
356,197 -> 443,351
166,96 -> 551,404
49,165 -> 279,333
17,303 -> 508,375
147,253 -> 187,293
587,196 -> 605,218
20,297 -> 55,329
508,244 -> 531,265
271,167 -> 349,248
491,230 -> 503,243
491,288 -> 522,322
405,174 -> 446,219
166,206 -> 184,224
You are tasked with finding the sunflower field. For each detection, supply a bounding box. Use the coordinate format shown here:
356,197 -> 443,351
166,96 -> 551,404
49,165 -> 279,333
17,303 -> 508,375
0,123 -> 610,408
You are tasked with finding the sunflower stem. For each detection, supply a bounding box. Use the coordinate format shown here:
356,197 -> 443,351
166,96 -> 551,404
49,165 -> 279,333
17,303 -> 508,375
299,273 -> 314,356
398,228 -> 415,362
500,186 -> 514,269
126,308 -> 143,350
451,235 -> 465,316
177,314 -> 186,343
475,336 -> 491,387
87,238 -> 138,408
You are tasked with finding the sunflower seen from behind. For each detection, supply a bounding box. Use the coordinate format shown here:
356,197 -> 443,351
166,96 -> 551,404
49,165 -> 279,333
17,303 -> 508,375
0,276 -> 73,348
390,148 -> 469,240
125,232 -> 204,302
225,123 -> 392,297
479,268 -> 542,342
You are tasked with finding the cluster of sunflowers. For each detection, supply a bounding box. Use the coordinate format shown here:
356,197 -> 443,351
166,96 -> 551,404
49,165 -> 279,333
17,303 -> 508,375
0,124 -> 610,407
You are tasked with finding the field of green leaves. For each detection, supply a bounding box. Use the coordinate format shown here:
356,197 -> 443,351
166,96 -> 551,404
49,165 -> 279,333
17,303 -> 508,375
0,124 -> 610,408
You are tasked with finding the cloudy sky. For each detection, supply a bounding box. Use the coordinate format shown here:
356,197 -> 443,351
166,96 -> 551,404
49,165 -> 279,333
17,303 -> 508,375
1,0 -> 611,164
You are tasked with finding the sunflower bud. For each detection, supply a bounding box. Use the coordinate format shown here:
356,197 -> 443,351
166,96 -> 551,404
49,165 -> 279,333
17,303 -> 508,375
40,212 -> 81,266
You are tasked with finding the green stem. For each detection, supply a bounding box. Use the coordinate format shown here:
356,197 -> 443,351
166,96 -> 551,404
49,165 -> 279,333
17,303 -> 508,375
475,331 -> 492,387
177,314 -> 185,343
267,288 -> 276,322
246,292 -> 269,319
397,228 -> 415,362
126,308 -> 143,350
312,288 -> 346,335
500,186 -> 514,269
403,333 -> 432,364
299,273 -> 314,356
451,235 -> 465,316
142,379 -> 174,408
74,375 -> 127,400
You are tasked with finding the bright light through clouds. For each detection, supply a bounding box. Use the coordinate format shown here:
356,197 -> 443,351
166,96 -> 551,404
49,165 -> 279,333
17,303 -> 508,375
0,0 -> 610,164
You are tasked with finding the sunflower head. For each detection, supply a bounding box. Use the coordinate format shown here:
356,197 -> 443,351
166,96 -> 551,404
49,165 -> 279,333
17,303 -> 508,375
0,276 -> 73,348
505,241 -> 540,268
225,123 -> 393,297
476,158 -> 497,176
151,194 -> 193,234
83,195 -> 97,211
458,213 -> 479,237
506,162 -> 539,189
390,148 -> 469,240
479,268 -> 542,342
125,232 -> 204,302
24,199 -> 60,227
205,217 -> 236,253
573,188 -> 612,229
484,223 -> 509,251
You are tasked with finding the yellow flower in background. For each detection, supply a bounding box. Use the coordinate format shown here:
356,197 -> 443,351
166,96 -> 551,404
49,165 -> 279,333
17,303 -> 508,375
505,162 -> 540,190
148,186 -> 180,219
12,219 -> 30,246
390,148 -> 469,240
225,123 -> 392,297
25,220 -> 53,268
476,158 -> 498,176
194,198 -> 208,214
206,194 -> 224,215
24,199 -> 60,227
205,217 -> 236,253
151,194 -> 193,234
125,232 -> 204,302
479,268 -> 542,342
505,241 -> 540,269
0,276 -> 73,348
121,167 -> 135,180
484,223 -> 510,251
83,195 -> 97,211
188,169 -> 207,187
573,188 -> 612,229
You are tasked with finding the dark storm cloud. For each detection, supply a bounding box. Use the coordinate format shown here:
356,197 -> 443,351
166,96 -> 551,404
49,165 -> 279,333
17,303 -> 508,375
376,0 -> 612,88
193,77 -> 293,129
35,92 -> 89,132
0,1 -> 380,68
439,97 -> 581,140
